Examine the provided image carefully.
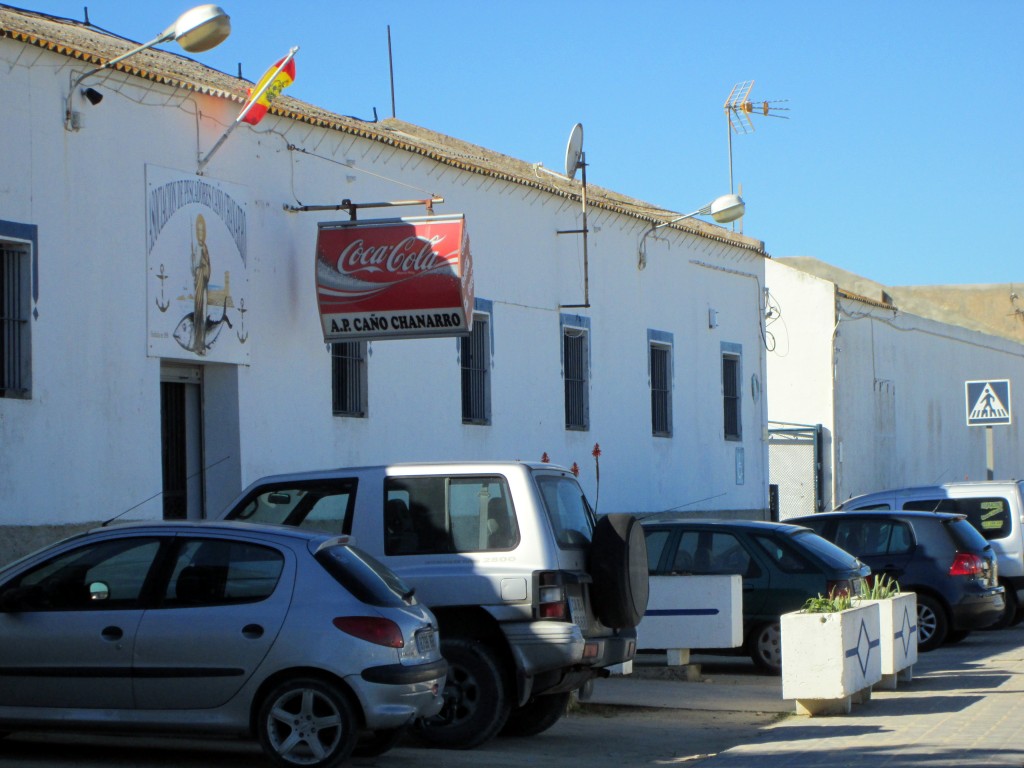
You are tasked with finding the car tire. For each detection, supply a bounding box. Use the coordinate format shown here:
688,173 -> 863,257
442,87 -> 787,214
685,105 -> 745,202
749,621 -> 782,674
916,594 -> 949,652
353,726 -> 407,757
257,677 -> 357,768
944,629 -> 970,644
588,514 -> 650,628
416,637 -> 511,749
500,691 -> 571,737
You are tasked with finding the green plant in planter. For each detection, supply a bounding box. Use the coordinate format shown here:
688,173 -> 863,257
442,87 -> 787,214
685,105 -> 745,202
864,574 -> 901,600
801,592 -> 854,613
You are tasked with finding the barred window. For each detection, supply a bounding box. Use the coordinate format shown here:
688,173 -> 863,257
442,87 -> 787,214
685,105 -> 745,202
722,352 -> 741,440
1,239 -> 31,399
461,313 -> 491,424
563,325 -> 589,431
650,342 -> 672,436
331,341 -> 367,417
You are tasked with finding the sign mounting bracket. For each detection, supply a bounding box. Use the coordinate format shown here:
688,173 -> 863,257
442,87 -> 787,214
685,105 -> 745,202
284,197 -> 444,221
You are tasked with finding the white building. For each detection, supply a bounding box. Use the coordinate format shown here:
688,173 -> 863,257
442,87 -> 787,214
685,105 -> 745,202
0,6 -> 771,562
766,259 -> 1024,517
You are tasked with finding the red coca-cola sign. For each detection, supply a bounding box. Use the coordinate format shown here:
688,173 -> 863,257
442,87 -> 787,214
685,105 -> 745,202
315,215 -> 474,341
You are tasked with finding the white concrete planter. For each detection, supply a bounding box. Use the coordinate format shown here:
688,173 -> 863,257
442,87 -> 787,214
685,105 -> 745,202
637,575 -> 742,666
781,601 -> 882,715
856,592 -> 917,689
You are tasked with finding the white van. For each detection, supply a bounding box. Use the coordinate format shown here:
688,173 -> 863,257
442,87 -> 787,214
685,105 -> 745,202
836,480 -> 1024,627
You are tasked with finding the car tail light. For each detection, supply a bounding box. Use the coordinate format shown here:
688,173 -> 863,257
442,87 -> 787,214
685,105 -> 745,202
537,571 -> 568,620
950,553 -> 983,576
826,579 -> 854,598
332,617 -> 405,648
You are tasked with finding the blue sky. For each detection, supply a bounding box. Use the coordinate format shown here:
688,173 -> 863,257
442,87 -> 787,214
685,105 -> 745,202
23,0 -> 1024,287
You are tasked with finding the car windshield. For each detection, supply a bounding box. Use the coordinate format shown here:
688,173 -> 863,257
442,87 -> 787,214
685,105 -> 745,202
315,543 -> 414,607
535,474 -> 594,548
790,529 -> 862,569
227,480 -> 356,535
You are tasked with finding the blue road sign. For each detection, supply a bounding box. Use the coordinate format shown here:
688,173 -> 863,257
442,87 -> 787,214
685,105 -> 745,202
966,379 -> 1012,426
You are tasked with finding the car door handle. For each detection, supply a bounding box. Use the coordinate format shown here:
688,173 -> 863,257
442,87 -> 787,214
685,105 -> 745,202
242,624 -> 265,639
101,626 -> 124,641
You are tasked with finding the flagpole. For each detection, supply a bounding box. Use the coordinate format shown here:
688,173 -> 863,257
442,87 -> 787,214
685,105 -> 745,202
197,46 -> 299,174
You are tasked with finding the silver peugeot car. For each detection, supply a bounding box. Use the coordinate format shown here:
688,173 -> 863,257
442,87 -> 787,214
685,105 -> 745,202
0,521 -> 446,767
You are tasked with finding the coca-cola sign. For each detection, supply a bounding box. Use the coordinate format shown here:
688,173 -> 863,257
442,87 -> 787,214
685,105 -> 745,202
315,215 -> 474,341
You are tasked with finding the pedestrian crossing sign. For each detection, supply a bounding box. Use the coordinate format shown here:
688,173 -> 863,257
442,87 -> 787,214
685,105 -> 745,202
966,379 -> 1011,426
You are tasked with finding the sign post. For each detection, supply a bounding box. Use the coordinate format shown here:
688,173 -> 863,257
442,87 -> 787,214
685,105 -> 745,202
965,379 -> 1012,480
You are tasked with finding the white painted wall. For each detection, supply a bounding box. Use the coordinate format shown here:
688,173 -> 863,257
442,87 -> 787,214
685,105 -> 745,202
766,260 -> 1024,510
832,296 -> 1024,500
0,36 -> 769,554
764,261 -> 838,512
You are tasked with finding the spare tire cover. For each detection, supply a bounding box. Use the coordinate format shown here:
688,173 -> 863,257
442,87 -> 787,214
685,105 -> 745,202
588,514 -> 649,628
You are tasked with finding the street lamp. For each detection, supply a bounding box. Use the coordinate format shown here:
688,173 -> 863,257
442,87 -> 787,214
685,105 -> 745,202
65,5 -> 231,129
637,193 -> 745,270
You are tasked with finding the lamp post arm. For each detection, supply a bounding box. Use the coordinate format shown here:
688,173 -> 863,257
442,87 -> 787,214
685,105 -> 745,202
71,33 -> 171,91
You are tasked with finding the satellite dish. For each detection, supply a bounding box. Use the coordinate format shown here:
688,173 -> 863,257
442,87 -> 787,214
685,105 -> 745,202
565,123 -> 584,180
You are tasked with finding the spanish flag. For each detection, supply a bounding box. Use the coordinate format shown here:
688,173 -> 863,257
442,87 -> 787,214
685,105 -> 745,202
239,50 -> 297,126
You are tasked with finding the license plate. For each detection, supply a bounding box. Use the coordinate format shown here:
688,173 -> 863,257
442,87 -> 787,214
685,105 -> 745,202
416,628 -> 437,654
568,595 -> 588,631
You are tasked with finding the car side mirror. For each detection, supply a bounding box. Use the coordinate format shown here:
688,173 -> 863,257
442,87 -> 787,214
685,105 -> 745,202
89,581 -> 110,602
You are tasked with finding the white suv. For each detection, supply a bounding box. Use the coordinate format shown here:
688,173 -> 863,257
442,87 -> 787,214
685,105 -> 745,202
218,461 -> 648,748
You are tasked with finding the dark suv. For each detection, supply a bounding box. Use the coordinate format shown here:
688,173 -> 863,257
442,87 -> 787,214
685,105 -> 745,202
791,511 -> 1004,651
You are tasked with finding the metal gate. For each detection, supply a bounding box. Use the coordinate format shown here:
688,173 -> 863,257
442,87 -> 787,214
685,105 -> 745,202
768,422 -> 823,520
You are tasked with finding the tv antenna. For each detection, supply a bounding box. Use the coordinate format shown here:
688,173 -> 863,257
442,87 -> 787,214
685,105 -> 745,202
558,122 -> 591,308
724,80 -> 789,192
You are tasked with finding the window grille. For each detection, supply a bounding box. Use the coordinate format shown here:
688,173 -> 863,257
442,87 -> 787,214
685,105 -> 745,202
461,313 -> 490,424
563,327 -> 589,430
1,241 -> 30,399
650,343 -> 672,436
331,341 -> 367,417
723,353 -> 741,440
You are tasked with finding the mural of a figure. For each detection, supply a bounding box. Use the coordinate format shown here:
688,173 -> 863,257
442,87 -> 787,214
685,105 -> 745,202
192,214 -> 211,354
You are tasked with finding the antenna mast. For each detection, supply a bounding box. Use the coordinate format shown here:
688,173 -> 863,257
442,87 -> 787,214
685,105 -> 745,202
723,80 -> 789,193
388,25 -> 396,118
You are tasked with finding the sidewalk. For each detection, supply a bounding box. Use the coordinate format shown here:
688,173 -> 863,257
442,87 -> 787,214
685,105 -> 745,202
589,624 -> 1024,766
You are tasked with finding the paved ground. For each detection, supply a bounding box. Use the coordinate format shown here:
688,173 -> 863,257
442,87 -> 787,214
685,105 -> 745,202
592,624 -> 1024,767
2,624 -> 1022,766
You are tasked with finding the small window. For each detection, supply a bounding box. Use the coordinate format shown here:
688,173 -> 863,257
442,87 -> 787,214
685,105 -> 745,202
722,352 -> 741,440
0,538 -> 162,611
751,532 -> 818,574
1,238 -> 32,399
834,519 -> 902,556
670,531 -> 759,577
650,340 -> 672,437
226,480 -> 357,534
644,529 -> 671,573
536,474 -> 595,548
316,544 -> 414,608
166,539 -> 284,606
331,341 -> 367,417
904,496 -> 1012,541
461,312 -> 491,424
384,475 -> 519,555
563,323 -> 590,431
